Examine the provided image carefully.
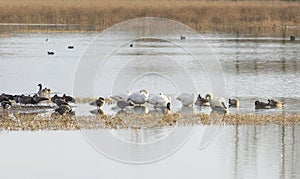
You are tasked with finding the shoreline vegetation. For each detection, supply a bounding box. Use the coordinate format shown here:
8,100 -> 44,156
0,0 -> 299,36
1,112 -> 300,131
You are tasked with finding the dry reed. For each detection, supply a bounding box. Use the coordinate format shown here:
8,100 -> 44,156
0,0 -> 299,35
0,112 -> 299,131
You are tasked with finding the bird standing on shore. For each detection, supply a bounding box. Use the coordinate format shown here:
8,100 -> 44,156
90,97 -> 105,109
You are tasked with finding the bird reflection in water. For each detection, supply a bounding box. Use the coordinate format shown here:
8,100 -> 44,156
180,106 -> 198,114
90,109 -> 105,116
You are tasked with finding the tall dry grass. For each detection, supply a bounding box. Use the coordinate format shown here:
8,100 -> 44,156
0,0 -> 299,34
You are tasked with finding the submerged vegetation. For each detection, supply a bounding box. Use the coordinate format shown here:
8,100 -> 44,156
0,0 -> 299,35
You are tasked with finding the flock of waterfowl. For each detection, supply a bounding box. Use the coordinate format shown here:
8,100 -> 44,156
0,83 -> 284,117
0,84 -> 297,131
0,84 -> 77,115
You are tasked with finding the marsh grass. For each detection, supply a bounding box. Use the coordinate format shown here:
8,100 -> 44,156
0,112 -> 299,131
0,0 -> 299,35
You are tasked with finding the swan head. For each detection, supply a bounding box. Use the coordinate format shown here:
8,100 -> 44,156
255,100 -> 259,105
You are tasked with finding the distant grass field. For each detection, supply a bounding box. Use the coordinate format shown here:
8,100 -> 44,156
0,0 -> 299,35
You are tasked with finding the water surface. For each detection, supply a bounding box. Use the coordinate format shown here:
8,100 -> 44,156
0,31 -> 299,178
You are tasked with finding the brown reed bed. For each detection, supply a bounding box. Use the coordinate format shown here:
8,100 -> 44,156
0,0 -> 299,35
0,112 -> 299,131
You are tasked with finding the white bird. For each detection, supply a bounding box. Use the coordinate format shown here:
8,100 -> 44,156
176,93 -> 196,107
206,94 -> 228,113
148,93 -> 171,107
110,91 -> 131,102
116,100 -> 134,110
127,89 -> 149,105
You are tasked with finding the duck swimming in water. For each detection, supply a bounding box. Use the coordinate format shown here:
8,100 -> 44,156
255,100 -> 271,109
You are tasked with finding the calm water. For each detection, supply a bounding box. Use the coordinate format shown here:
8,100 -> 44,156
0,126 -> 299,178
0,31 -> 300,178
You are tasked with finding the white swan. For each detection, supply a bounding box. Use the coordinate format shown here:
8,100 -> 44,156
148,93 -> 171,107
127,89 -> 149,105
206,94 -> 228,113
110,91 -> 131,102
176,93 -> 196,106
116,100 -> 134,110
